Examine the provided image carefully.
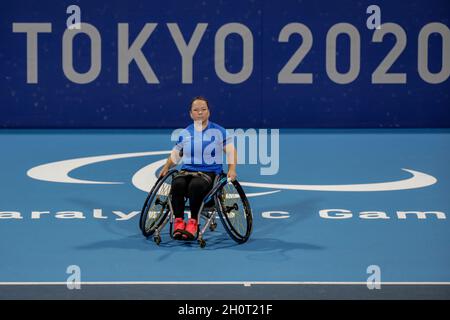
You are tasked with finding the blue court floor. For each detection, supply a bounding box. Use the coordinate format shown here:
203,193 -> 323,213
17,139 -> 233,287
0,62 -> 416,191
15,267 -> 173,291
0,129 -> 449,299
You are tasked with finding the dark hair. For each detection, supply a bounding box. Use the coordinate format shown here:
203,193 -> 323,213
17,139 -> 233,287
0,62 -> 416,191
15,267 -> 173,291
190,96 -> 210,111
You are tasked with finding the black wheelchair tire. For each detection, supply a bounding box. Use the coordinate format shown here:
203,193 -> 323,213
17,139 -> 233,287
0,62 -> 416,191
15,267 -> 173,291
139,170 -> 176,237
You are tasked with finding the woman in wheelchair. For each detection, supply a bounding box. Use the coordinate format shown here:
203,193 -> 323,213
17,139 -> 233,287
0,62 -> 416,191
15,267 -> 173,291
158,96 -> 238,240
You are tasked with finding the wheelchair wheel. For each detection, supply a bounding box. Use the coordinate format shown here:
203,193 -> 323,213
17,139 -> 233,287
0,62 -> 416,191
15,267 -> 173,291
215,179 -> 253,243
139,169 -> 176,237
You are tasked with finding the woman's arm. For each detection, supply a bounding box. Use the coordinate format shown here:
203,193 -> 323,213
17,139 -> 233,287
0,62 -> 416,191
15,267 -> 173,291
159,149 -> 182,177
224,143 -> 238,180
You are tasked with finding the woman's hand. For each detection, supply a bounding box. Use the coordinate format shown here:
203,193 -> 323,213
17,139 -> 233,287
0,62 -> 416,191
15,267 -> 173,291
227,168 -> 237,181
159,166 -> 169,178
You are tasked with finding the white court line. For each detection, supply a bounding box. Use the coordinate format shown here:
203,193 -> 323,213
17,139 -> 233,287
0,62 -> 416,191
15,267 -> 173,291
0,281 -> 449,286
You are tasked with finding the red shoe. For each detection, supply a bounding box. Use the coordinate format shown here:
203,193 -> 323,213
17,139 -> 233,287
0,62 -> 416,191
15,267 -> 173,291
173,218 -> 185,240
183,218 -> 198,240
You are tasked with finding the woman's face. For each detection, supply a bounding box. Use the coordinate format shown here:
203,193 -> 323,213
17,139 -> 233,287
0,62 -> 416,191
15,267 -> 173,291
190,99 -> 210,123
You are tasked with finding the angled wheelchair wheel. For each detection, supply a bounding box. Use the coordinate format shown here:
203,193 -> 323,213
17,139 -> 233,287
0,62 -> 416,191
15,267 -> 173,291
215,179 -> 253,243
139,169 -> 177,237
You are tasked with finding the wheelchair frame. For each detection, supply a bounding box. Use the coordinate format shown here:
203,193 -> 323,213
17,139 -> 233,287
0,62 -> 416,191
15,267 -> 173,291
139,169 -> 253,248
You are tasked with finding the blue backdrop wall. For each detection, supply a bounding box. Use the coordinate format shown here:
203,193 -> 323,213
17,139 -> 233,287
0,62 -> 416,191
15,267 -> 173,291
1,0 -> 449,128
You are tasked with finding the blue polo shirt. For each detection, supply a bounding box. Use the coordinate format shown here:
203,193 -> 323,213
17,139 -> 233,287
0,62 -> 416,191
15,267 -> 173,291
174,121 -> 233,174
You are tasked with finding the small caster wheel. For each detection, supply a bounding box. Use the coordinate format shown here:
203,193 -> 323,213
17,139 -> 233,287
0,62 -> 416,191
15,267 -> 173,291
209,222 -> 217,231
199,239 -> 206,248
154,235 -> 161,245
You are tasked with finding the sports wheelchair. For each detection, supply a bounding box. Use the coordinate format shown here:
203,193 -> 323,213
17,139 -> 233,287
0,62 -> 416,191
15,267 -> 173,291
139,169 -> 253,248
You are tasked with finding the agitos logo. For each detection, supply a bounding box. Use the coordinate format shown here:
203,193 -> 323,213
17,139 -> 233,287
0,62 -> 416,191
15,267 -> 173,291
26,151 -> 438,193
